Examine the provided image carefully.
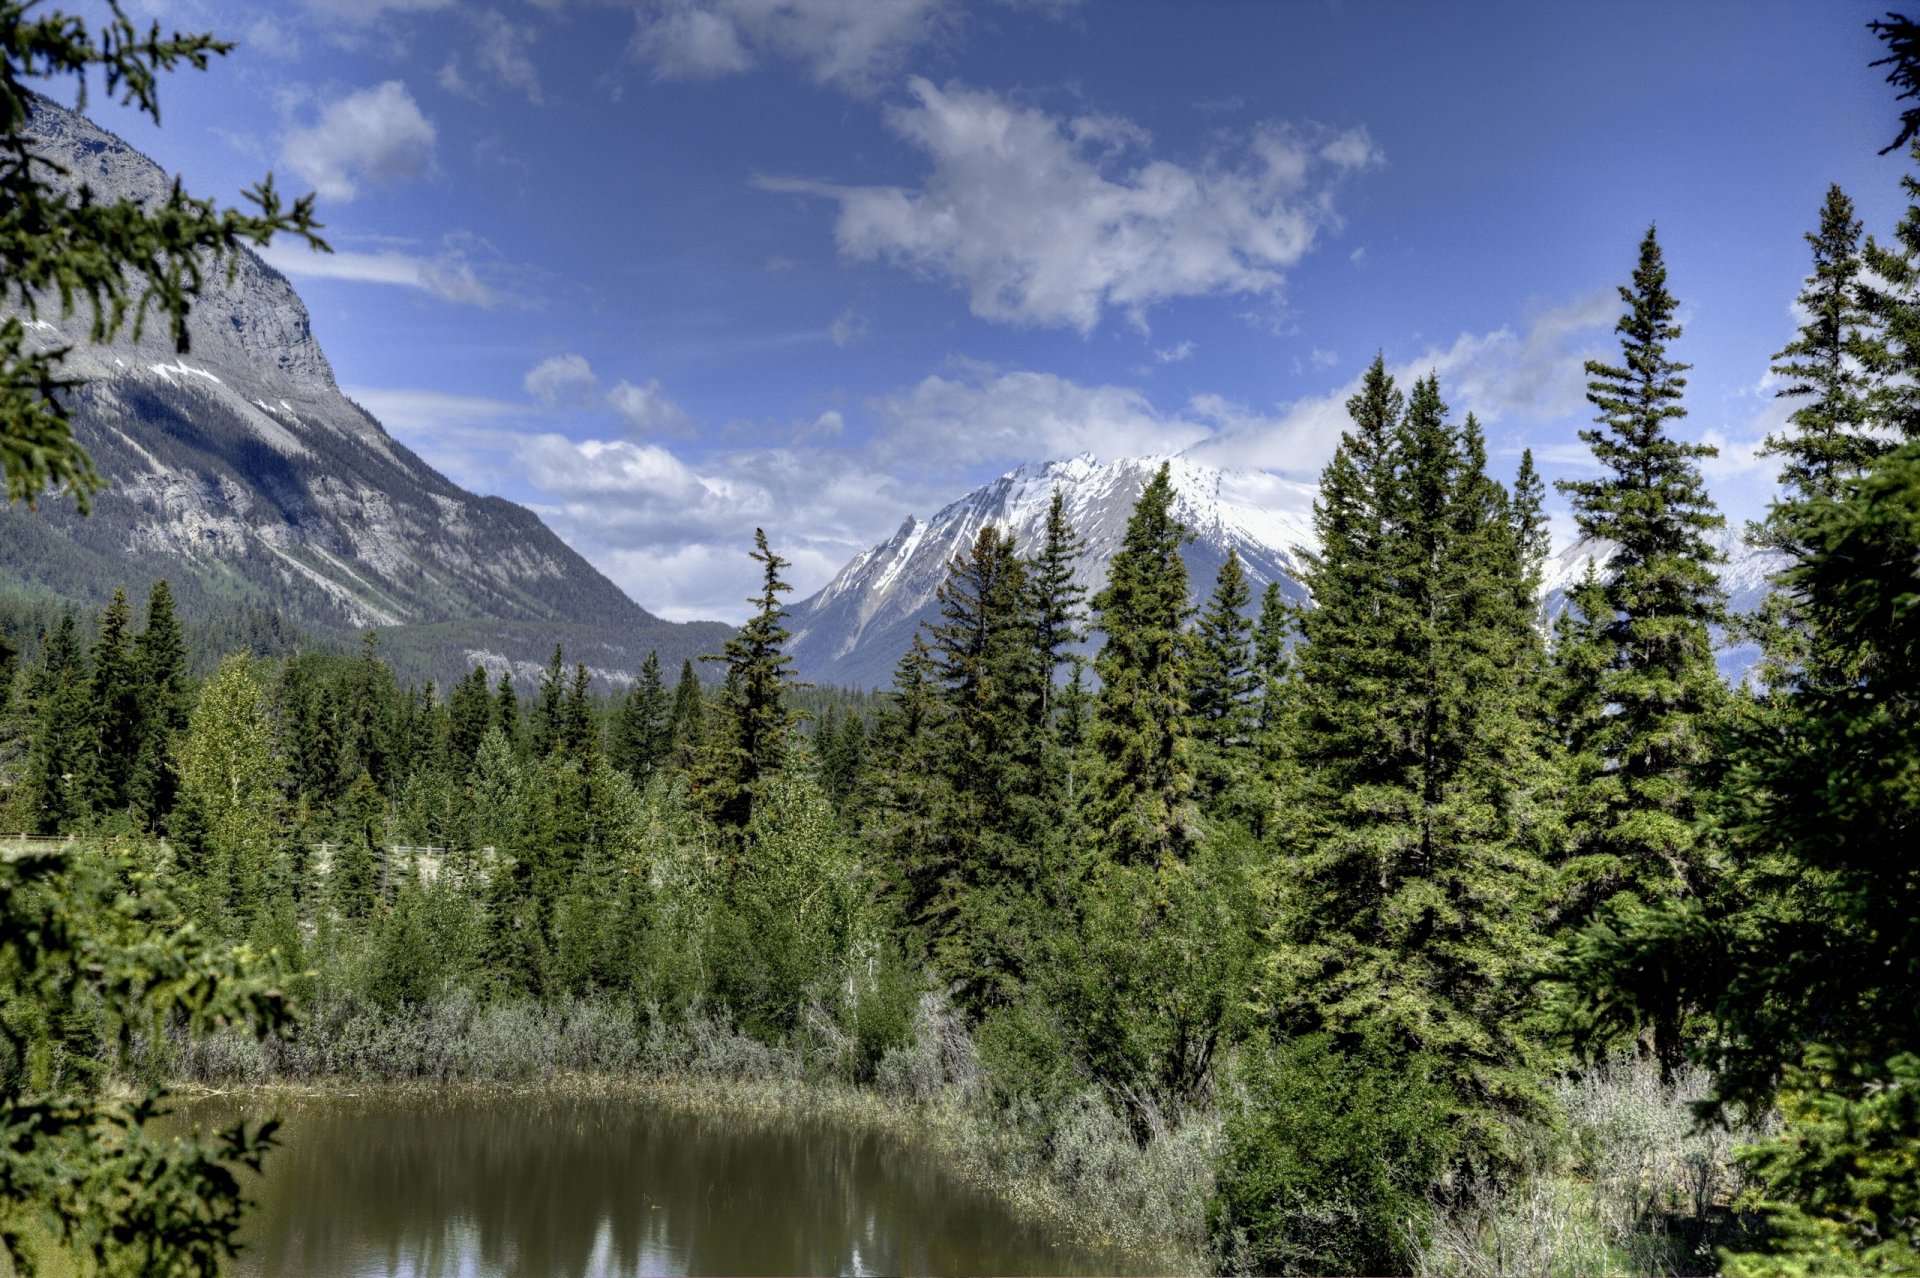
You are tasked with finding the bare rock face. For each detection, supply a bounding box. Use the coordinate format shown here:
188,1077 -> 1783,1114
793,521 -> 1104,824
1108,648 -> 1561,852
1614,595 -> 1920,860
3,97 -> 729,684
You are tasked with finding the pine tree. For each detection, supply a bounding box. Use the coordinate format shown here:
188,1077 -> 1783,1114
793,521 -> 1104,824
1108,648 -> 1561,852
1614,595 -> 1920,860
494,670 -> 521,755
1272,373 -> 1555,1153
1553,226 -> 1726,1075
1188,549 -> 1256,806
1028,486 -> 1089,715
531,645 -> 566,760
1088,462 -> 1196,872
21,614 -> 91,834
1754,186 -> 1892,692
82,588 -> 138,816
446,666 -> 494,779
341,632 -> 395,789
610,651 -> 670,783
667,658 -> 703,773
128,580 -> 188,821
868,632 -> 942,922
921,525 -> 1045,1004
561,662 -> 596,763
696,529 -> 798,834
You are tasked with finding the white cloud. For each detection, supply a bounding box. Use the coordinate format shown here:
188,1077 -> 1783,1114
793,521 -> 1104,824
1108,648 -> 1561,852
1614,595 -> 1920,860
867,361 -> 1211,469
442,10 -> 544,103
1189,292 -> 1617,478
524,354 -> 599,405
608,378 -> 698,436
280,81 -> 435,203
762,79 -> 1380,332
243,17 -> 301,59
257,238 -> 495,306
301,0 -> 453,21
1155,340 -> 1195,364
632,0 -> 952,92
829,307 -> 868,348
1309,347 -> 1339,370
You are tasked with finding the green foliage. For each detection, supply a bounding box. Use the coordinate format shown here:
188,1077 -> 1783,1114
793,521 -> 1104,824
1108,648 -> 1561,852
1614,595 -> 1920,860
1088,461 -> 1196,872
1211,1033 -> 1456,1277
696,529 -> 799,834
0,849 -> 289,1276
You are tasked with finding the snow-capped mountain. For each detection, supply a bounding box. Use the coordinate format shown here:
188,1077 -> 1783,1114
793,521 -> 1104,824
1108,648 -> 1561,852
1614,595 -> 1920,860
789,453 -> 1790,690
3,96 -> 729,686
786,454 -> 1317,688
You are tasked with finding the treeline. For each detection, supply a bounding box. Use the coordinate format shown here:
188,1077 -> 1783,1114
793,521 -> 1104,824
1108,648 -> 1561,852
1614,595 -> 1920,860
7,133 -> 1920,1278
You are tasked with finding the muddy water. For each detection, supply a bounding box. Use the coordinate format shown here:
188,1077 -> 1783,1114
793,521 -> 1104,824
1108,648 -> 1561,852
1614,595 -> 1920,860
170,1089 -> 1148,1276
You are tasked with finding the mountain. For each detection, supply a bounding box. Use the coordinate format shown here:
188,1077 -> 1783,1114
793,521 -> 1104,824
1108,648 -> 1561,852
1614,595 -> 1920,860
788,452 -> 1787,690
2,98 -> 729,687
786,454 -> 1316,689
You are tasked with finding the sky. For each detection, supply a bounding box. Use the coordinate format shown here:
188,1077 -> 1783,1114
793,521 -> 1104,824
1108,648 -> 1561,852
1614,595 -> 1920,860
47,0 -> 1918,622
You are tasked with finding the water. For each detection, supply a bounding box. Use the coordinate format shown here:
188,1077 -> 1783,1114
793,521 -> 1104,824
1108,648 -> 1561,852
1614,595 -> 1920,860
167,1089 -> 1145,1277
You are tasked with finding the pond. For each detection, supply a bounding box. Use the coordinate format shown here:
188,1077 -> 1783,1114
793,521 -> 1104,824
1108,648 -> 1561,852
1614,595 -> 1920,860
168,1088 -> 1152,1277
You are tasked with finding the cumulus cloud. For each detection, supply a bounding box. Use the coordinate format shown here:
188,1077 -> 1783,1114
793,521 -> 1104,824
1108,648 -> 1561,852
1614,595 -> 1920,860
866,361 -> 1211,469
632,0 -> 953,92
302,0 -> 453,20
257,236 -> 495,306
829,307 -> 868,348
1155,340 -> 1195,364
762,79 -> 1380,332
524,354 -> 599,405
1189,292 -> 1618,478
442,10 -> 544,103
280,81 -> 435,202
608,378 -> 698,437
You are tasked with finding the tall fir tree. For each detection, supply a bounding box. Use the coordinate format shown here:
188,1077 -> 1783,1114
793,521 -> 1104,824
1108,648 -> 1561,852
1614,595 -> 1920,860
667,658 -> 704,774
696,529 -> 798,835
530,645 -> 567,761
494,670 -> 521,755
1187,549 -> 1257,807
21,614 -> 91,834
129,579 -> 188,821
1273,373 -> 1556,1153
82,588 -> 138,817
1553,226 -> 1726,1074
446,665 -> 494,779
1087,462 -> 1196,873
610,650 -> 670,783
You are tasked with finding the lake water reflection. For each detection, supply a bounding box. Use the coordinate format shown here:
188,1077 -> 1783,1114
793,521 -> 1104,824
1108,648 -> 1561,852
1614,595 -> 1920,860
170,1089 -> 1144,1277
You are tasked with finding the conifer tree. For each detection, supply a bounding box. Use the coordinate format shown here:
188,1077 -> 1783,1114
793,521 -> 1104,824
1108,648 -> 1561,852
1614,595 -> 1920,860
1188,549 -> 1256,806
610,651 -> 670,783
21,614 -> 90,833
530,645 -> 566,760
560,661 -> 596,764
1754,186 -> 1892,691
494,670 -> 521,754
868,632 -> 942,920
1251,581 -> 1295,740
1553,227 -> 1725,1074
921,526 -> 1044,1003
341,632 -> 395,789
1028,486 -> 1088,714
667,658 -> 703,773
696,529 -> 798,834
446,665 -> 494,778
1088,462 -> 1195,872
1274,372 -> 1555,1152
174,656 -> 287,931
83,588 -> 138,816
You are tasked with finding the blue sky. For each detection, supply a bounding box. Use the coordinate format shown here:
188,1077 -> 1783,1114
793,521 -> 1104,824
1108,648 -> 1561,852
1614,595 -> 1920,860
58,0 -> 1915,621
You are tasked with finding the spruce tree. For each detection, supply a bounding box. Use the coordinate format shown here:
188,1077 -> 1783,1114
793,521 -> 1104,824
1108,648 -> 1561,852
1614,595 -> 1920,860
610,651 -> 670,783
1187,549 -> 1256,807
21,614 -> 91,833
1273,373 -> 1555,1153
1754,186 -> 1892,691
922,525 -> 1045,1004
868,632 -> 942,923
129,580 -> 188,821
667,658 -> 704,773
696,529 -> 798,834
1088,462 -> 1195,872
1553,226 -> 1726,1074
446,666 -> 494,779
494,670 -> 521,755
530,645 -> 566,761
560,662 -> 596,764
1028,486 -> 1089,714
83,588 -> 138,816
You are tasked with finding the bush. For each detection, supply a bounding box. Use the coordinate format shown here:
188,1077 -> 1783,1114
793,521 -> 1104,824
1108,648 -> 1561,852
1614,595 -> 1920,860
1210,1033 -> 1456,1276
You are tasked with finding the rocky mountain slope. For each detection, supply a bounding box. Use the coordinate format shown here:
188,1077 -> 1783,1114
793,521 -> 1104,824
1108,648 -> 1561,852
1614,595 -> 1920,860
788,452 -> 1785,690
787,454 -> 1316,688
3,97 -> 728,686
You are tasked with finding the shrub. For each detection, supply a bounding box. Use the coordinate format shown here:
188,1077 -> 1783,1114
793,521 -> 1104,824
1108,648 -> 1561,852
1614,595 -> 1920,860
1210,1033 -> 1456,1276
